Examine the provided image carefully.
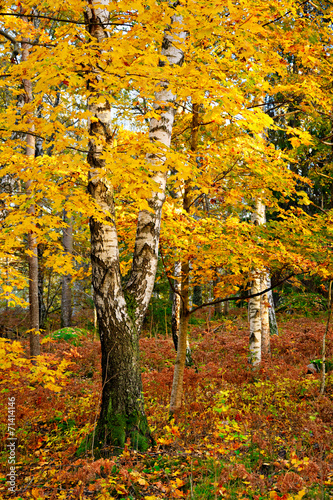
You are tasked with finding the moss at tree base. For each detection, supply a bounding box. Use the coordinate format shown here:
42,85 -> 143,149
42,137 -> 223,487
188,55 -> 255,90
76,411 -> 154,458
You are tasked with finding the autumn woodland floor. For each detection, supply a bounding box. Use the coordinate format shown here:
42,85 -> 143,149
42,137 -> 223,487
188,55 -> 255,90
1,310 -> 333,499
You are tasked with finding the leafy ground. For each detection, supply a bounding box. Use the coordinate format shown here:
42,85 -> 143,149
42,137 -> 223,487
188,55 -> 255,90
1,310 -> 333,499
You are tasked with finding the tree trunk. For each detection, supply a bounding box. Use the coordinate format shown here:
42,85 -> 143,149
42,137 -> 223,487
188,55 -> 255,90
248,194 -> 277,363
22,39 -> 40,357
170,258 -> 190,415
193,285 -> 202,306
37,243 -> 47,330
261,272 -> 270,357
267,276 -> 278,335
61,210 -> 73,328
249,270 -> 262,366
249,198 -> 266,365
213,277 -> 222,317
172,261 -> 182,351
169,102 -> 199,414
84,1 -> 185,454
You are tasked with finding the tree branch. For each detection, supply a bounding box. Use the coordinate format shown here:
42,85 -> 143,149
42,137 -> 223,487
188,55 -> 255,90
0,12 -> 133,27
0,28 -> 17,44
262,0 -> 310,27
190,272 -> 296,314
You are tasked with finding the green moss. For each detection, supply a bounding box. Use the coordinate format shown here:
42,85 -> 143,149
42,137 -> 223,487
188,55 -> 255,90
310,358 -> 333,372
124,290 -> 137,323
76,407 -> 152,457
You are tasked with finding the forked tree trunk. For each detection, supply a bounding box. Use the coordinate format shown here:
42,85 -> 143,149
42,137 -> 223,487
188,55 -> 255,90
22,40 -> 40,357
61,211 -> 73,328
85,1 -> 185,453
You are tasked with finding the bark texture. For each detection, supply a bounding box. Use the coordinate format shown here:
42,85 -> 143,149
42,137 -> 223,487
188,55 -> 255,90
172,261 -> 182,351
170,258 -> 190,415
248,194 -> 278,361
249,269 -> 262,366
37,243 -> 47,330
260,272 -> 270,356
248,198 -> 265,365
84,1 -> 185,454
22,40 -> 40,357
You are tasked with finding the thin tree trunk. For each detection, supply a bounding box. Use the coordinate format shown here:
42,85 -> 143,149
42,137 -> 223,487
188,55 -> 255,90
267,276 -> 278,335
37,243 -> 46,330
172,261 -> 182,351
249,198 -> 266,365
192,285 -> 202,306
170,254 -> 190,415
169,103 -> 199,415
320,281 -> 332,395
261,272 -> 270,357
249,270 -> 262,366
22,39 -> 40,357
213,277 -> 222,317
61,210 -> 73,328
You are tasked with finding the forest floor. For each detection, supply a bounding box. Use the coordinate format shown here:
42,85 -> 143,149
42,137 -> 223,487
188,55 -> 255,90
1,309 -> 333,499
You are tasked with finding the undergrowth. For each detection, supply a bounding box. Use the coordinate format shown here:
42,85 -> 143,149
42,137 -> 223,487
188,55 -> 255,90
0,312 -> 332,499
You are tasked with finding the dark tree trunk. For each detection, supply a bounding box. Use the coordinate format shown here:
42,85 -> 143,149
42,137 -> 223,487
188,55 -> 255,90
61,211 -> 73,328
37,243 -> 47,330
21,39 -> 40,357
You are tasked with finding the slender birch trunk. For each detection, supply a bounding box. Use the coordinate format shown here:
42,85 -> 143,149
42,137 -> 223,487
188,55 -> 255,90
248,198 -> 265,365
85,1 -> 185,453
21,39 -> 40,357
249,269 -> 262,366
261,272 -> 270,356
61,210 -> 73,328
170,239 -> 190,415
248,108 -> 278,361
267,275 -> 278,336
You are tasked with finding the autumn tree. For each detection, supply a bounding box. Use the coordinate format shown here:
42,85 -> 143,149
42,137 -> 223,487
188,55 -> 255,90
84,0 -> 186,451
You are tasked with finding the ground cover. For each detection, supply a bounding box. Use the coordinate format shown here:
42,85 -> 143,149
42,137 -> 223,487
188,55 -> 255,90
1,311 -> 332,499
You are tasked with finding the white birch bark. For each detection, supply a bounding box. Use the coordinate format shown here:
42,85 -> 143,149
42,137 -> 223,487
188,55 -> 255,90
126,14 -> 186,330
248,198 -> 265,365
85,0 -> 185,451
249,270 -> 262,366
261,272 -> 270,356
267,275 -> 278,336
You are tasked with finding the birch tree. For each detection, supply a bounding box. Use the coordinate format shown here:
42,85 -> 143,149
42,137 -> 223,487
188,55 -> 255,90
85,0 -> 185,452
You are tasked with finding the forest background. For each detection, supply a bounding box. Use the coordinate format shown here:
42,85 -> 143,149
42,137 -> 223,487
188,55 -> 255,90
0,0 -> 333,498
